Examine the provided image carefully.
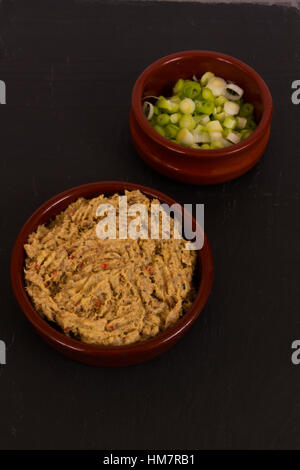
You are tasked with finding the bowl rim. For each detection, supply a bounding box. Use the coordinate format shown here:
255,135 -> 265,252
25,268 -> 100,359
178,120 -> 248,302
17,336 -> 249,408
10,181 -> 213,357
131,49 -> 273,160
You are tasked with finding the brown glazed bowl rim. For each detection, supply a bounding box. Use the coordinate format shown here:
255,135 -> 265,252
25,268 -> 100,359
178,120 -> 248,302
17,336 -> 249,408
131,50 -> 273,160
10,181 -> 213,359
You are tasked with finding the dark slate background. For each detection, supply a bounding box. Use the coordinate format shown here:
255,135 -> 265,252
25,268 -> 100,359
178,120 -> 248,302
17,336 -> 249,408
1,0 -> 300,450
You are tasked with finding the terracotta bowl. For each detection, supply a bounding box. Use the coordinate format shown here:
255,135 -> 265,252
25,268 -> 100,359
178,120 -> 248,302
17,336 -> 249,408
10,181 -> 213,366
130,50 -> 273,184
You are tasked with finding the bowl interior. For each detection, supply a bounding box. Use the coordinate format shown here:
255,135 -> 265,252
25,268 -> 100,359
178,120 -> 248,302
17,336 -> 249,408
142,53 -> 264,124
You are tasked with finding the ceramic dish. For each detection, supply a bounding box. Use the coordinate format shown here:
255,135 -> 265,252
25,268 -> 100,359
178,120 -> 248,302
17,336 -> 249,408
130,50 -> 273,184
11,181 -> 213,366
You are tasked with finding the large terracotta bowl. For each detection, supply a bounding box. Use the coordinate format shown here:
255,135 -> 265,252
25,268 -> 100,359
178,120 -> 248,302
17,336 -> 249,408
130,50 -> 273,184
10,181 -> 213,366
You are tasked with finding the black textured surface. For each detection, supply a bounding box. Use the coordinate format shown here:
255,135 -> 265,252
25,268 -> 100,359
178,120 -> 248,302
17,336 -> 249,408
1,0 -> 300,450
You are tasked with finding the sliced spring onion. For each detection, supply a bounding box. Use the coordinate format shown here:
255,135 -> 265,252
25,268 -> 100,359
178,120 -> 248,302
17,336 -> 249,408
225,83 -> 244,101
193,115 -> 202,124
143,95 -> 159,101
227,131 -> 241,144
153,124 -> 166,137
181,81 -> 201,99
193,125 -> 209,142
179,114 -> 196,130
194,124 -> 204,133
211,140 -> 224,149
224,100 -> 240,116
220,137 -> 232,148
206,120 -> 223,132
241,129 -> 253,140
157,113 -> 170,126
247,117 -> 257,130
223,116 -> 237,129
214,112 -> 226,122
197,114 -> 210,125
170,95 -> 181,103
177,128 -> 195,145
215,95 -> 227,106
200,71 -> 215,86
143,101 -> 154,120
192,130 -> 210,143
173,79 -> 185,95
239,103 -> 254,117
157,96 -> 179,113
179,98 -> 195,114
207,77 -> 227,97
202,87 -> 214,101
145,73 -> 257,149
165,124 -> 179,139
236,116 -> 247,129
209,131 -> 223,141
170,112 -> 182,124
195,99 -> 214,115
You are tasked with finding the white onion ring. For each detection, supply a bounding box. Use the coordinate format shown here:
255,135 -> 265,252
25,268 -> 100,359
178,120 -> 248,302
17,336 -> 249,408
142,95 -> 159,101
225,83 -> 244,101
143,101 -> 154,120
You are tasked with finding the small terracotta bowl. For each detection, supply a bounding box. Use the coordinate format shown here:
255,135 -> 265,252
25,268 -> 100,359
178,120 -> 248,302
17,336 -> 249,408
10,181 -> 213,366
130,50 -> 273,184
